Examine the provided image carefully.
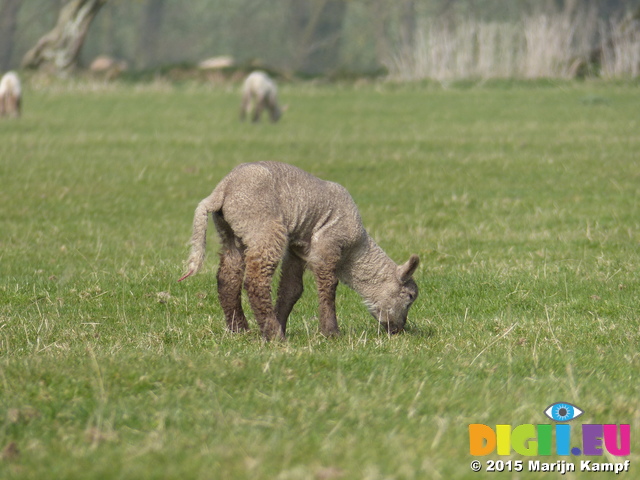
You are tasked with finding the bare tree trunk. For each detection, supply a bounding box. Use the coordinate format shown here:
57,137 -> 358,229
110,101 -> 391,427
0,0 -> 22,70
371,0 -> 416,73
289,0 -> 348,75
399,0 -> 416,51
136,0 -> 166,69
21,0 -> 107,73
371,0 -> 391,67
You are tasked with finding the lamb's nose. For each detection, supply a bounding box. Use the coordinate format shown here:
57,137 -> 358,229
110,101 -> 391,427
389,324 -> 404,334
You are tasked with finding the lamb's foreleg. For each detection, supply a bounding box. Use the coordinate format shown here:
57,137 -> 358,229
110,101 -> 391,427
9,94 -> 19,118
309,252 -> 341,337
252,97 -> 265,123
217,244 -> 249,332
240,92 -> 251,121
275,251 -> 306,335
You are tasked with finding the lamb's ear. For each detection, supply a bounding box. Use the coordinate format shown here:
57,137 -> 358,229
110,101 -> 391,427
397,254 -> 420,283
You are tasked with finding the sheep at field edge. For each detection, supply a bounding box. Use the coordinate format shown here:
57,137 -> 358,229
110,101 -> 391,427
179,161 -> 420,341
0,71 -> 21,118
240,71 -> 284,123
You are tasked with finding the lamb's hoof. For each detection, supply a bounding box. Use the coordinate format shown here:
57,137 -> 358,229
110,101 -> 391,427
261,321 -> 285,342
228,326 -> 250,334
320,328 -> 341,338
228,319 -> 250,333
262,331 -> 285,342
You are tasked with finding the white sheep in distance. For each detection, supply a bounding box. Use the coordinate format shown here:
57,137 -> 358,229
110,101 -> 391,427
0,71 -> 22,118
179,161 -> 420,341
240,71 -> 284,123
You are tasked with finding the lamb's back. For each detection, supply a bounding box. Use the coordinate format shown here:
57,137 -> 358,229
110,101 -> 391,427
220,162 -> 365,246
0,72 -> 20,95
243,71 -> 275,98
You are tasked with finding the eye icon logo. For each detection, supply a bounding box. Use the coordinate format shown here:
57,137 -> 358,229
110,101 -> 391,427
544,402 -> 583,422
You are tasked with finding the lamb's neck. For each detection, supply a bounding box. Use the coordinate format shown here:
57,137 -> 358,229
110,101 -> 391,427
341,235 -> 395,301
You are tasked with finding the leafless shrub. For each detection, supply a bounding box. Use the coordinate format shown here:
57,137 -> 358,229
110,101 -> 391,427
601,17 -> 640,78
384,5 -> 638,81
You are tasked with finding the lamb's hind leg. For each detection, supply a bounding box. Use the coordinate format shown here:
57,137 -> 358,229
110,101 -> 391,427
214,213 -> 249,332
244,231 -> 287,340
275,250 -> 306,335
217,242 -> 250,332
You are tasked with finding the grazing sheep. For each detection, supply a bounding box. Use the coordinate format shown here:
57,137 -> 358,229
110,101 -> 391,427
0,71 -> 21,118
179,162 -> 420,340
240,71 -> 283,123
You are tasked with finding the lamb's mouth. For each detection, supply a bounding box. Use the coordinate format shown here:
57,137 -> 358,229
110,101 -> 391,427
387,312 -> 408,334
381,318 -> 406,334
366,304 -> 405,334
386,323 -> 405,334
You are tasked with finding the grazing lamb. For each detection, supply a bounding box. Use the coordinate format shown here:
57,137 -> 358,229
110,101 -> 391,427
240,71 -> 283,123
0,71 -> 21,118
179,161 -> 420,341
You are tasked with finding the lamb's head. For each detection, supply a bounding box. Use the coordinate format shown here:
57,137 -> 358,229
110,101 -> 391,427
269,105 -> 282,122
365,254 -> 420,334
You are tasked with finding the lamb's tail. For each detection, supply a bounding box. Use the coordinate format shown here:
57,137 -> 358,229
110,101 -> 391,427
178,186 -> 225,282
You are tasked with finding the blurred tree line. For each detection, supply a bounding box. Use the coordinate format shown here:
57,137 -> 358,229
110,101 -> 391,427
1,0 -> 639,77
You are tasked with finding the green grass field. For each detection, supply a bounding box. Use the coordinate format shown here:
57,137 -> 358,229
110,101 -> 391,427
1,78 -> 639,479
